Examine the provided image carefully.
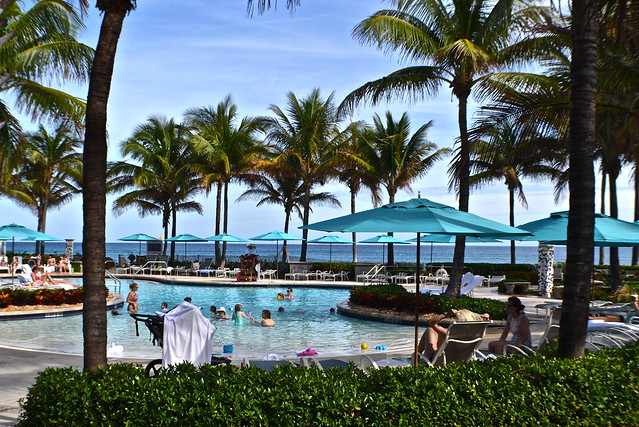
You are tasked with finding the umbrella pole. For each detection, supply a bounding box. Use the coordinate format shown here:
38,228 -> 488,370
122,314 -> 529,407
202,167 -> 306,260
276,240 -> 279,279
413,233 -> 421,366
10,237 -> 15,285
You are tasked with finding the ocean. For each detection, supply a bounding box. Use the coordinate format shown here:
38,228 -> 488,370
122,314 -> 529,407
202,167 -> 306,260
2,241 -> 635,266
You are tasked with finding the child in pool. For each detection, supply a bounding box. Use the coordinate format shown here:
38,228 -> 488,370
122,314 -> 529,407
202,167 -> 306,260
232,303 -> 246,325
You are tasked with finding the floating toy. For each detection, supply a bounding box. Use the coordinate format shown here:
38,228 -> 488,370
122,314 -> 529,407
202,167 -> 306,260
375,345 -> 388,351
329,307 -> 336,313
361,343 -> 368,350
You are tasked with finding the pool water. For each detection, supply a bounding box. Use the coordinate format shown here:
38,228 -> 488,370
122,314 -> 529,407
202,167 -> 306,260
0,280 -> 415,359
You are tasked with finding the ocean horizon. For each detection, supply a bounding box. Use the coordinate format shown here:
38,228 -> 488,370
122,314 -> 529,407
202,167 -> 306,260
3,241 -> 635,266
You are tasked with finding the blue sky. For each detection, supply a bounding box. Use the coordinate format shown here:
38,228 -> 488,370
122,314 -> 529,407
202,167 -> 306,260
1,0 -> 633,243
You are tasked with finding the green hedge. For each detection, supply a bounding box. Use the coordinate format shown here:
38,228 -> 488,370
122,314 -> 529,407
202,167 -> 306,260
350,284 -> 508,320
19,345 -> 639,426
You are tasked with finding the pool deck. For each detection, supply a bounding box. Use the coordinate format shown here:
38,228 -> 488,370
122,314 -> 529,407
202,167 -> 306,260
0,273 -> 560,425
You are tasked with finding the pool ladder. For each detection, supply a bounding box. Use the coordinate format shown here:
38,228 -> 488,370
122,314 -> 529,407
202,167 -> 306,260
105,270 -> 122,294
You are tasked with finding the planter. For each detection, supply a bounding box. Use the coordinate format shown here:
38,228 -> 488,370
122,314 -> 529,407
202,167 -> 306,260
505,283 -> 515,295
553,286 -> 564,299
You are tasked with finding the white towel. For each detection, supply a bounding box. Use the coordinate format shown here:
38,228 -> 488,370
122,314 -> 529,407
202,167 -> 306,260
263,353 -> 279,361
162,301 -> 216,368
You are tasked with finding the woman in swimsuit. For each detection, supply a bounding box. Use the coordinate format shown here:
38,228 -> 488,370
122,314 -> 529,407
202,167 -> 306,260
126,283 -> 139,312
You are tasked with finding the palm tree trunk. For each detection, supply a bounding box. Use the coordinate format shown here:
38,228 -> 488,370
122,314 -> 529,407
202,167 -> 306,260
170,205 -> 177,263
300,185 -> 311,261
387,192 -> 395,265
558,0 -> 597,359
82,6 -> 128,371
283,208 -> 292,265
509,187 -> 516,264
633,159 -> 639,265
215,181 -> 222,264
608,170 -> 621,291
447,90 -> 471,298
599,171 -> 606,265
351,190 -> 357,263
37,207 -> 47,255
220,182 -> 229,267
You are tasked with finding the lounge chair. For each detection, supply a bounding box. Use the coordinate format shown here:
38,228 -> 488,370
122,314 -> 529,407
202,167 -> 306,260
240,358 -> 298,371
485,275 -> 505,287
196,258 -> 214,276
391,272 -> 415,284
301,355 -> 378,370
503,307 -> 561,356
421,272 -> 473,295
459,275 -> 484,297
417,320 -> 491,366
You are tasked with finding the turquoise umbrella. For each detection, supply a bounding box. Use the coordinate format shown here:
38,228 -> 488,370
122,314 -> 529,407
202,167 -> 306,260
0,223 -> 62,284
308,235 -> 354,269
204,233 -> 247,242
518,211 -> 639,246
302,198 -> 531,237
359,234 -> 409,265
118,233 -> 161,257
165,234 -> 206,259
302,198 -> 530,365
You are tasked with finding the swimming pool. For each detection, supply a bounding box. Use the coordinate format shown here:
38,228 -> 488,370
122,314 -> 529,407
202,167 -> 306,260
0,280 -> 415,359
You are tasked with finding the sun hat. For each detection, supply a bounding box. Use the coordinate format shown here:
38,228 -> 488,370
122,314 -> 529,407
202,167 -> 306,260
218,307 -> 226,312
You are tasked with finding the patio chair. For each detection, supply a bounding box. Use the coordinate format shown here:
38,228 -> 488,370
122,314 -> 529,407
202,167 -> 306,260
261,269 -> 277,280
417,320 -> 491,367
503,307 -> 562,356
214,267 -> 229,277
421,272 -> 473,295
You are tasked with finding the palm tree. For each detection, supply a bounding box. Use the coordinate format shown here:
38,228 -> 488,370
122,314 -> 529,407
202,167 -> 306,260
111,116 -> 203,261
81,0 -> 295,372
466,122 -> 562,263
335,121 -> 383,262
184,96 -> 267,265
263,89 -> 342,261
7,123 -> 82,254
339,0 -> 552,296
359,111 -> 448,264
558,0 -> 598,359
238,162 -> 340,265
0,0 -> 92,187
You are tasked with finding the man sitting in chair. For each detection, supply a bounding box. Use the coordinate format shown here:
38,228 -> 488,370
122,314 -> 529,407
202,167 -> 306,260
418,308 -> 489,361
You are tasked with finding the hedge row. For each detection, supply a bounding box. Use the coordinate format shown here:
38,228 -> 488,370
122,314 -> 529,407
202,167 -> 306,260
0,288 -> 85,308
350,284 -> 508,320
19,345 -> 639,426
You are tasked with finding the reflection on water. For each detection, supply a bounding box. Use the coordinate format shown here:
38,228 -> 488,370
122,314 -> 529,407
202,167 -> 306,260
0,280 -> 415,359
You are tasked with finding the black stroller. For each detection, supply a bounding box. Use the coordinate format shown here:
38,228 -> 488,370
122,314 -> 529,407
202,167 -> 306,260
130,313 -> 230,377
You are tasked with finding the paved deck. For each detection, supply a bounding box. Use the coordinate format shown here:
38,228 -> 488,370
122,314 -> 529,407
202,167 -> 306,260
0,274 -> 559,425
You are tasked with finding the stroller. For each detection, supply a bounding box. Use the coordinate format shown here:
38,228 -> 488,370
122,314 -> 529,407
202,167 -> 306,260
131,305 -> 230,377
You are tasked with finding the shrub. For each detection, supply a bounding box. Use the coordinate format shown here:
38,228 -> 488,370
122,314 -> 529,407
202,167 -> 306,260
18,345 -> 639,426
349,284 -> 507,319
0,287 -> 93,307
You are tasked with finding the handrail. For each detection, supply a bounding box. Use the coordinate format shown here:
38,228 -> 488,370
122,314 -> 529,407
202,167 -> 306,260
364,265 -> 387,285
105,270 -> 122,294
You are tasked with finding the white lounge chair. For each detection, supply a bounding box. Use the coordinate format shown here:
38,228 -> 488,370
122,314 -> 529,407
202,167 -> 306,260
418,320 -> 491,366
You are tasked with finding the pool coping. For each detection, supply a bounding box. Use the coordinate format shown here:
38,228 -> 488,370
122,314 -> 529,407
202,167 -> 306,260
0,293 -> 125,320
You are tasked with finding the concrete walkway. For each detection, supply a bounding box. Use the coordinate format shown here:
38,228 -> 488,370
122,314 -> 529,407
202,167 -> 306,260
0,275 -> 559,425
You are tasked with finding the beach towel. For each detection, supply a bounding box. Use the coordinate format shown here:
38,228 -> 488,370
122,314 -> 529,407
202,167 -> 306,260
162,301 -> 216,368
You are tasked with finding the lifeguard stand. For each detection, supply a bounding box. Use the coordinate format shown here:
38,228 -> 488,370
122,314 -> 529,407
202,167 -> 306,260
237,254 -> 258,282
